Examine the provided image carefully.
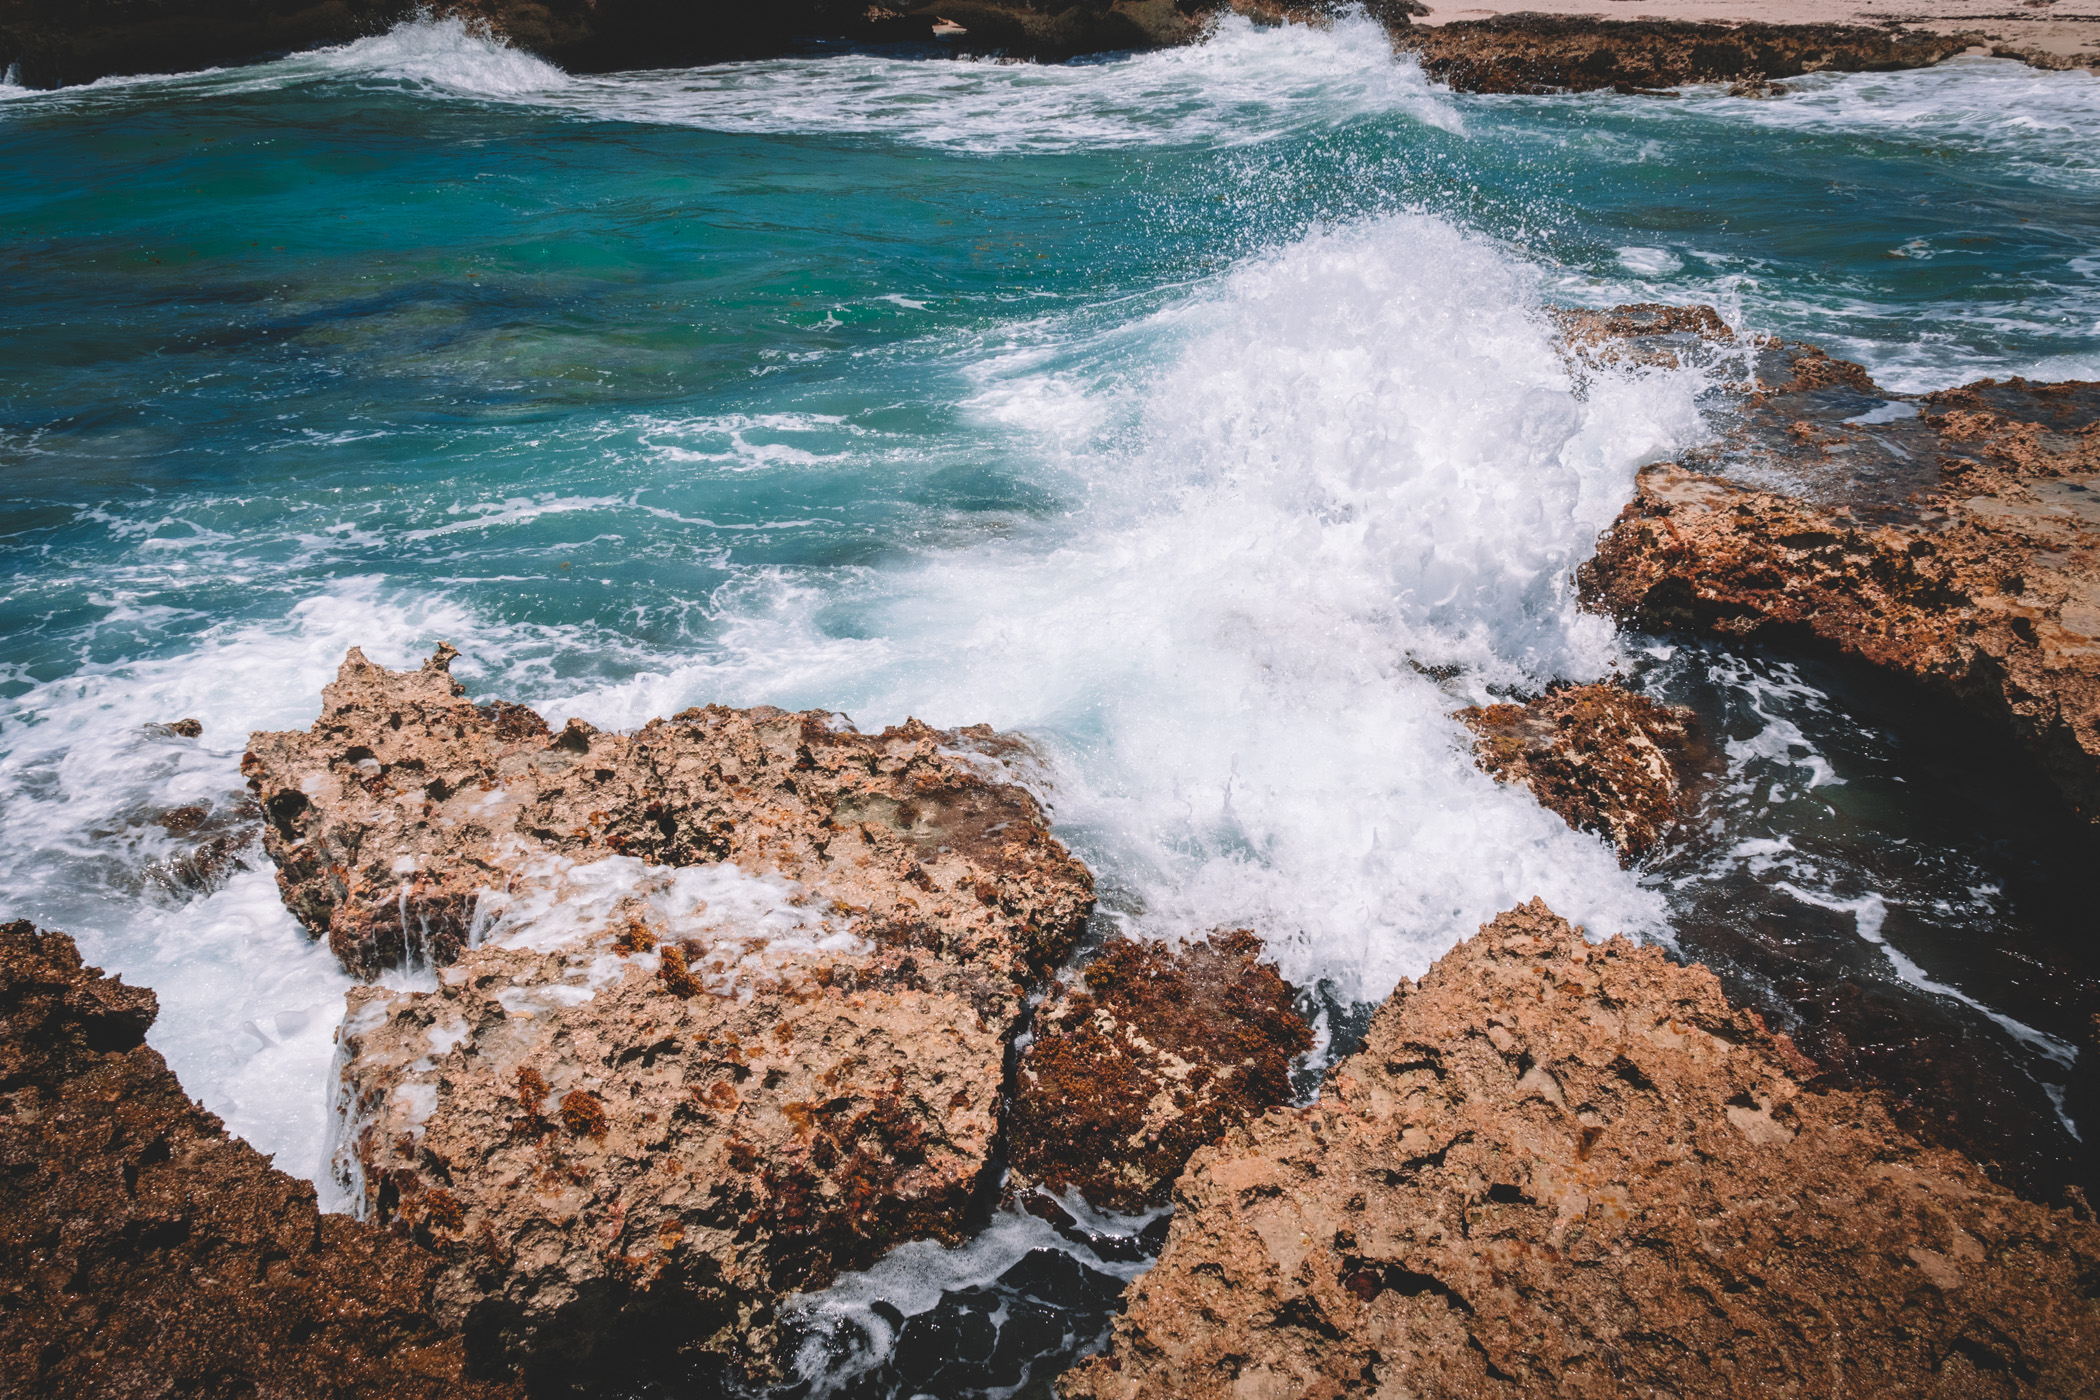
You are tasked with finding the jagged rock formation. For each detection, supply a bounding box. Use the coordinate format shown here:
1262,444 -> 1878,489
1064,900 -> 2100,1400
0,920 -> 518,1399
1006,931 -> 1311,1211
249,647 -> 1094,1379
1390,15 -> 1975,94
1456,682 -> 1711,862
1579,361 -> 2100,821
243,644 -> 1092,979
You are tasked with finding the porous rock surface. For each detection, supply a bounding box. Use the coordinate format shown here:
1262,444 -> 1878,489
1580,359 -> 2100,820
1457,681 -> 1711,862
1007,930 -> 1311,1212
1064,900 -> 2100,1400
243,644 -> 1092,979
0,920 -> 517,1400
248,647 -> 1095,1376
1390,15 -> 1974,94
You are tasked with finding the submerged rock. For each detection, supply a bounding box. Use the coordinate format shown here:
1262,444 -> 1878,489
1063,900 -> 2100,1399
249,648 -> 1095,1378
1389,15 -> 1975,94
1007,930 -> 1311,1211
1580,363 -> 2100,820
0,920 -> 517,1399
1457,681 -> 1712,862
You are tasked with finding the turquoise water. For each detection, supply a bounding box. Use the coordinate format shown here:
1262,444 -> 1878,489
2,15 -> 2099,1393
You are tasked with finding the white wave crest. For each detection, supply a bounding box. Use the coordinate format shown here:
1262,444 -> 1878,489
559,212 -> 1704,1002
540,12 -> 1457,151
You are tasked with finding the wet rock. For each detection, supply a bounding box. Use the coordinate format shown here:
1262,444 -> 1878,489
1063,900 -> 2100,1400
141,795 -> 260,897
1579,361 -> 2100,820
243,644 -> 1093,979
1006,931 -> 1311,1211
342,927 -> 1014,1382
0,920 -> 518,1399
146,716 -> 203,737
1388,15 -> 1976,94
254,648 -> 1095,1379
916,0 -> 1210,62
1456,681 -> 1713,861
0,0 -> 1206,89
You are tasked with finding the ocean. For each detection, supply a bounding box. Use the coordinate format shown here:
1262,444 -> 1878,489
3,14 -> 2097,1394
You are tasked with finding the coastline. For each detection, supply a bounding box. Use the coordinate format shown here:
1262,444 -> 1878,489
4,0 -> 2097,89
1404,0 -> 2100,71
2,11 -> 2098,1395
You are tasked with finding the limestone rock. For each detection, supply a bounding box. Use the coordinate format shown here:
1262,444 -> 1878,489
255,648 -> 1095,1377
1064,901 -> 2100,1399
0,920 -> 517,1400
1580,367 -> 2100,820
242,644 -> 1093,979
340,919 -> 1014,1379
1390,16 -> 1975,94
1457,682 -> 1711,861
1007,931 -> 1311,1212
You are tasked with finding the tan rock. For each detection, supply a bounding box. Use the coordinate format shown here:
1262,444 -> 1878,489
242,645 -> 1092,980
1579,368 -> 2100,820
0,921 -> 519,1400
1388,15 -> 1976,94
1064,900 -> 2100,1399
243,648 -> 1094,1376
1456,682 -> 1712,861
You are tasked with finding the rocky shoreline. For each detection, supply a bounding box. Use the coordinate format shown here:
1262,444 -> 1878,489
7,313 -> 2100,1392
5,0 -> 2095,89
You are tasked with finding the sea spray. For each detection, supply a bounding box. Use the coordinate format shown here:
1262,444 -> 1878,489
556,213 -> 1703,1000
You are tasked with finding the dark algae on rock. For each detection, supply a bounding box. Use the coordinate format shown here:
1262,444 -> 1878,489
1007,930 -> 1312,1211
1065,901 -> 2100,1400
0,920 -> 519,1399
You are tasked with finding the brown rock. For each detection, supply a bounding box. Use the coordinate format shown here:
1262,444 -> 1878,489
0,920 -> 518,1400
0,0 -> 1210,90
1579,367 -> 2100,820
1064,900 -> 2100,1400
1007,931 -> 1312,1212
339,928 -> 1016,1378
256,648 -> 1096,1376
1456,681 -> 1713,861
1390,15 -> 1975,94
242,644 -> 1092,979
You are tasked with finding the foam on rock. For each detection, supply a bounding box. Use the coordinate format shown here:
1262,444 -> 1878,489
242,644 -> 1092,980
246,646 -> 1094,1380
